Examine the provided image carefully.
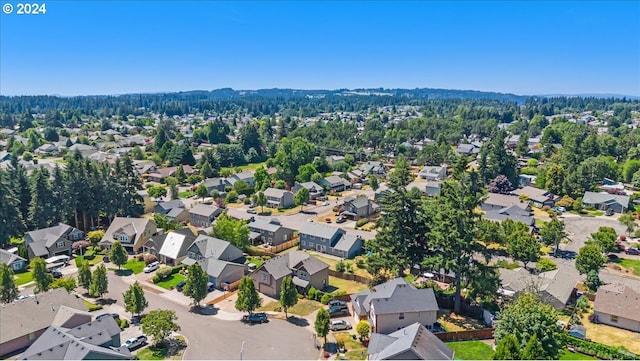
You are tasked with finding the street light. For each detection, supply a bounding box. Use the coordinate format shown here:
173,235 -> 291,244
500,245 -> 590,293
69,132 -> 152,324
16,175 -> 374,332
240,341 -> 245,360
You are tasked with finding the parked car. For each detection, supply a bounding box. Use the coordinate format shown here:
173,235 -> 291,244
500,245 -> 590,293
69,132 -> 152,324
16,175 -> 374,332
243,312 -> 268,324
207,282 -> 215,292
247,209 -> 257,214
96,313 -> 120,321
176,280 -> 186,292
335,217 -> 347,224
625,248 -> 640,255
102,255 -> 110,263
121,335 -> 147,350
328,300 -> 348,309
330,320 -> 352,331
605,208 -> 614,216
552,206 -> 566,213
322,201 -> 330,206
143,261 -> 160,273
49,269 -> 63,278
328,305 -> 349,317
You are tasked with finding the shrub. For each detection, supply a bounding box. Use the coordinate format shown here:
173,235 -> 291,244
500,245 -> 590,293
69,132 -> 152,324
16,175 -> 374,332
332,206 -> 339,213
320,293 -> 333,305
536,258 -> 558,272
297,293 -> 304,299
307,287 -> 319,300
152,275 -> 160,283
542,205 -> 551,211
243,197 -> 251,204
562,334 -> 639,360
355,218 -> 369,228
355,257 -> 366,269
336,260 -> 346,273
143,254 -> 157,264
84,248 -> 96,260
171,264 -> 185,274
156,266 -> 173,280
75,256 -> 84,267
137,254 -> 145,261
119,318 -> 130,328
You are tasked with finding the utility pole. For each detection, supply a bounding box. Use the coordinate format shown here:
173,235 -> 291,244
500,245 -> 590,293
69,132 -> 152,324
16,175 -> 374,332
240,341 -> 245,360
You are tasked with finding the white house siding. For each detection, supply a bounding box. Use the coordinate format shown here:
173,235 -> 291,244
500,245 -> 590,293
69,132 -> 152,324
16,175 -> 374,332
594,312 -> 640,332
373,311 -> 438,335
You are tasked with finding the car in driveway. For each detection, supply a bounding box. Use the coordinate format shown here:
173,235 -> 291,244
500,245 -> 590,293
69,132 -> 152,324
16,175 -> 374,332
176,280 -> 186,292
243,312 -> 268,324
247,208 -> 257,214
335,217 -> 347,224
143,261 -> 160,273
330,320 -> 352,331
328,300 -> 348,309
207,282 -> 215,292
328,305 -> 349,318
625,248 -> 640,255
121,335 -> 147,350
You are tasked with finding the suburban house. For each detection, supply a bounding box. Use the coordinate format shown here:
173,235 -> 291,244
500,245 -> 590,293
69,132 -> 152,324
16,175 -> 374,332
263,188 -> 295,208
20,316 -> 130,360
181,235 -> 246,289
340,196 -> 379,219
251,251 -> 329,298
292,181 -> 325,200
189,204 -> 222,228
25,223 -> 84,260
67,143 -> 98,158
228,171 -> 255,187
481,193 -> 530,212
299,222 -> 363,259
359,161 -> 386,176
582,191 -> 630,214
146,165 -> 195,183
202,177 -> 232,194
454,143 -> 480,156
351,278 -> 439,334
417,165 -> 447,181
326,155 -> 345,166
154,200 -> 185,216
165,207 -> 189,224
0,249 -> 28,272
512,186 -> 559,207
0,289 -> 89,357
367,323 -> 454,360
35,143 -> 59,156
150,228 -> 198,266
99,217 -> 157,252
498,267 -> 579,311
248,218 -> 295,246
483,205 -> 535,228
593,284 -> 640,332
321,175 -> 352,193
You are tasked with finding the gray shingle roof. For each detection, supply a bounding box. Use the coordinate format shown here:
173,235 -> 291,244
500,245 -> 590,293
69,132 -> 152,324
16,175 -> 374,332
594,283 -> 640,322
369,285 -> 438,315
333,234 -> 361,252
583,191 -> 630,208
368,323 -> 454,360
351,278 -> 417,316
261,251 -> 329,281
26,223 -> 76,248
299,222 -> 342,240
189,203 -> 220,217
0,248 -> 26,266
484,205 -> 534,226
263,187 -> 293,198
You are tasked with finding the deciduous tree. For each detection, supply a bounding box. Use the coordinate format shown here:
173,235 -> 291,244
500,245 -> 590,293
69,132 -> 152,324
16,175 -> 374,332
123,281 -> 148,317
619,212 -> 637,236
575,244 -> 606,275
295,188 -> 310,212
89,264 -> 108,298
507,230 -> 540,269
0,263 -> 19,303
142,309 -> 180,346
356,320 -> 371,342
279,276 -> 298,319
235,276 -> 262,315
31,257 -> 53,294
77,261 -> 92,290
110,241 -> 128,270
314,308 -> 330,345
184,263 -> 208,307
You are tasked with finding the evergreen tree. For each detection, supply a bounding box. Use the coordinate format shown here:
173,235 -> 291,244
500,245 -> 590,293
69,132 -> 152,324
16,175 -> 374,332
493,334 -> 520,360
123,281 -> 148,317
31,257 -> 53,294
77,261 -> 92,290
521,335 -> 546,360
279,276 -> 298,319
11,165 -> 31,230
235,276 -> 262,315
184,263 -> 208,307
0,171 -> 25,245
200,161 -> 214,178
0,263 -> 19,303
110,241 -> 128,270
89,264 -> 108,298
29,168 -> 55,229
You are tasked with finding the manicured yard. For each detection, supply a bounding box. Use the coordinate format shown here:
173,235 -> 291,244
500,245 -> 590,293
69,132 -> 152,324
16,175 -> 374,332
334,332 -> 367,360
178,190 -> 195,199
258,301 -> 282,312
446,340 -> 494,360
220,161 -> 266,174
327,276 -> 369,294
135,336 -> 186,360
246,256 -> 265,269
306,251 -> 372,278
82,299 -> 103,311
559,350 -> 598,360
288,299 -> 323,316
14,271 -> 33,286
611,258 -> 640,276
437,309 -> 486,332
123,259 -> 146,274
155,274 -> 185,290
75,255 -> 104,266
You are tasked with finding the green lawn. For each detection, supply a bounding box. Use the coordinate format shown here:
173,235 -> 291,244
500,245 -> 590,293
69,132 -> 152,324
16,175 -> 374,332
288,299 -> 323,316
446,340 -> 494,360
612,258 -> 640,276
221,162 -> 266,174
155,274 -> 185,290
82,299 -> 104,311
559,350 -> 598,360
14,271 -> 33,285
334,333 -> 367,360
246,256 -> 265,269
75,255 -> 103,266
178,190 -> 195,199
123,259 -> 146,274
135,336 -> 186,360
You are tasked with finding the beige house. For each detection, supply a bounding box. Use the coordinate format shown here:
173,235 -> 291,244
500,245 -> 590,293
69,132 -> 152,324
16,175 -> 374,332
593,284 -> 640,332
351,278 -> 439,335
0,289 -> 88,357
251,251 -> 329,298
99,217 -> 157,252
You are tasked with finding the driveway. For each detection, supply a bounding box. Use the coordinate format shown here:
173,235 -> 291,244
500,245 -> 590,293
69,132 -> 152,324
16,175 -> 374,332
561,216 -> 627,255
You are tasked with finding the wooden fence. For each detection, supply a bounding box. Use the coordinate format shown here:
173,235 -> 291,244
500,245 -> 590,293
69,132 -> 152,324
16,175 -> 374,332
328,269 -> 371,284
436,297 -> 484,318
435,328 -> 495,341
247,238 -> 299,257
207,290 -> 238,305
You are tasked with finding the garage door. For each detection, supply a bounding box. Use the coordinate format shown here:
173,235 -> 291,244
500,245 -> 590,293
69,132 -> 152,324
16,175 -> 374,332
260,284 -> 275,297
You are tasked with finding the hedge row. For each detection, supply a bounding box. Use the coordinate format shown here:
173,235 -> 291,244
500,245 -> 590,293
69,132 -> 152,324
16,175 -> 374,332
563,334 -> 639,360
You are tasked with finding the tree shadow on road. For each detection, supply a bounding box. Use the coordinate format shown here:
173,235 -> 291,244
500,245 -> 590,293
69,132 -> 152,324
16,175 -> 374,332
114,269 -> 133,276
96,298 -> 117,306
556,250 -> 577,260
189,304 -> 218,316
285,315 -> 310,327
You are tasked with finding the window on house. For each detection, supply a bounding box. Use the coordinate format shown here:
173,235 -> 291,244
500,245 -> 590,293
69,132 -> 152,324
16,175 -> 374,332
611,315 -> 618,323
120,235 -> 128,242
261,273 -> 268,282
56,241 -> 65,248
399,313 -> 405,320
309,242 -> 314,247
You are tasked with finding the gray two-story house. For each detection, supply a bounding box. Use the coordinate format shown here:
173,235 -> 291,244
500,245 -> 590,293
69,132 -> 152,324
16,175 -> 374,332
248,218 -> 295,246
25,223 -> 84,259
292,181 -> 325,200
99,217 -> 157,252
189,204 -> 222,227
264,188 -> 295,208
182,235 -> 247,289
341,196 -> 379,219
299,222 -> 363,259
251,251 -> 329,298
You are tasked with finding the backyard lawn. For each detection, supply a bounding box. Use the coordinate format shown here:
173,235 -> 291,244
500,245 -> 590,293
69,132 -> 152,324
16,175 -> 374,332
334,332 -> 367,360
14,271 -> 33,286
578,309 -> 640,354
327,276 -> 369,294
123,259 -> 146,274
445,340 -> 494,360
559,350 -> 598,360
75,255 -> 104,266
611,258 -> 640,276
437,310 -> 486,332
155,274 -> 185,290
306,251 -> 372,279
246,256 -> 265,269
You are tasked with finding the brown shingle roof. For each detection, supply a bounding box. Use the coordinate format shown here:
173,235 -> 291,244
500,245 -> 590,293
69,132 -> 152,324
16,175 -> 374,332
594,283 -> 640,322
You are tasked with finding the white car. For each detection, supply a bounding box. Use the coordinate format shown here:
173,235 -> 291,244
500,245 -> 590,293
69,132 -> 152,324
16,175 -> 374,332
143,261 -> 160,273
330,320 -> 352,331
121,335 -> 147,350
328,300 -> 348,309
322,201 -> 330,206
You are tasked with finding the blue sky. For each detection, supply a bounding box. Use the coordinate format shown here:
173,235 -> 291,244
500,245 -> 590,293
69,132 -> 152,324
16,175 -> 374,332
1,1 -> 639,96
